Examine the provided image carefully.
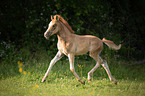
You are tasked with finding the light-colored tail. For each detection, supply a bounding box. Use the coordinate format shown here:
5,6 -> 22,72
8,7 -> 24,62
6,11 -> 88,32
102,38 -> 121,50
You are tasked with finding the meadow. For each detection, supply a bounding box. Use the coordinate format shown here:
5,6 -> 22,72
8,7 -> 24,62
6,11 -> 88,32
0,52 -> 145,96
1,0 -> 145,95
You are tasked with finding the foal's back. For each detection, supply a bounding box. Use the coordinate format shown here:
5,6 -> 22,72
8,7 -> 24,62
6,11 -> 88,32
72,34 -> 103,55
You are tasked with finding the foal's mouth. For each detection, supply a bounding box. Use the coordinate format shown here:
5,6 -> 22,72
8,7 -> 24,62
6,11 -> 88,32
44,31 -> 53,39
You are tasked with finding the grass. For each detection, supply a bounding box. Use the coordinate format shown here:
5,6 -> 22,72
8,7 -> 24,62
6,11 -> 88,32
0,55 -> 145,96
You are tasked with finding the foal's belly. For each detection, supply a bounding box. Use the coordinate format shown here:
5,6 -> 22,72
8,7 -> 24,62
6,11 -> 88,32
74,45 -> 90,55
57,41 -> 89,56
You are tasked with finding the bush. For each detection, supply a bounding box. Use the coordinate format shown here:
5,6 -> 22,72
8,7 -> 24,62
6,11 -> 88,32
0,0 -> 144,60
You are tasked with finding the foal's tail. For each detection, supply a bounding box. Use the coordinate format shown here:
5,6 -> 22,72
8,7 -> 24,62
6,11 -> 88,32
102,38 -> 121,50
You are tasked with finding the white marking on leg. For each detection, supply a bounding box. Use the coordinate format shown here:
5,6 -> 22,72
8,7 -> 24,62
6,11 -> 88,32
68,54 -> 80,79
88,62 -> 100,81
101,60 -> 117,84
68,54 -> 85,84
42,51 -> 64,82
88,56 -> 102,81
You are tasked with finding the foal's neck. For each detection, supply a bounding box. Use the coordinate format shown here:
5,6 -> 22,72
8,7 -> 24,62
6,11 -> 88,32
57,21 -> 73,41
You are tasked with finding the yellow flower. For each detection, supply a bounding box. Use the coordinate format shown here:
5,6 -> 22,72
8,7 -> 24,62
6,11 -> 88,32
17,61 -> 21,64
17,61 -> 23,66
101,67 -> 103,69
91,92 -> 93,94
19,68 -> 22,73
29,91 -> 32,93
19,63 -> 23,66
78,65 -> 82,68
28,72 -> 31,75
33,87 -> 35,90
35,85 -> 39,88
23,71 -> 27,75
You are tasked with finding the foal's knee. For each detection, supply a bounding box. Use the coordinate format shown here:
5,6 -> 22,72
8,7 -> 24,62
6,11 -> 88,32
103,60 -> 107,64
88,71 -> 93,76
102,60 -> 108,67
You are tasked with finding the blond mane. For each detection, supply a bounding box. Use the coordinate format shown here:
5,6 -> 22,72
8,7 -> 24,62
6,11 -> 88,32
52,15 -> 74,33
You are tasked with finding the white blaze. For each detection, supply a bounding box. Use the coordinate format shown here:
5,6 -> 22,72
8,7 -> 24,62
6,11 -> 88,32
44,21 -> 53,36
48,21 -> 53,30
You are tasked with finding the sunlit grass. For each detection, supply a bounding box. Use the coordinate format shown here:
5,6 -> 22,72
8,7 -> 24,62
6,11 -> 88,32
0,57 -> 145,96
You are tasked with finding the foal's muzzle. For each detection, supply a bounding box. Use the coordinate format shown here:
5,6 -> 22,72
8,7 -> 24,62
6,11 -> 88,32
44,31 -> 53,39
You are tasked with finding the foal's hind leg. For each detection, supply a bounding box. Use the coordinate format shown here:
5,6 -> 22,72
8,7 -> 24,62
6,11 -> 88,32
101,60 -> 117,85
88,54 -> 103,82
41,51 -> 64,82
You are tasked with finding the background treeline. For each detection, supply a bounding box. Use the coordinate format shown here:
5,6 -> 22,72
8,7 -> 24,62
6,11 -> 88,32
0,0 -> 145,61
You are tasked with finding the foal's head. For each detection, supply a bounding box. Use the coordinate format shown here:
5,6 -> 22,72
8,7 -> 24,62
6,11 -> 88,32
44,15 -> 62,39
44,15 -> 74,39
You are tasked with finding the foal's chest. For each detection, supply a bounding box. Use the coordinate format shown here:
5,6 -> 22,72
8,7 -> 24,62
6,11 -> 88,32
57,40 -> 74,55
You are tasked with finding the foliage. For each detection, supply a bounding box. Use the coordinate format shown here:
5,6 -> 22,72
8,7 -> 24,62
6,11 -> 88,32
0,41 -> 17,63
0,0 -> 145,60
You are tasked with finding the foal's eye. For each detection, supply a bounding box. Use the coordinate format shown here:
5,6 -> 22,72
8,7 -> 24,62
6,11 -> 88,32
53,24 -> 56,28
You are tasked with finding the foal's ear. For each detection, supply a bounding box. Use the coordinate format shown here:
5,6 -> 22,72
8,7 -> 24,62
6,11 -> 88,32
55,16 -> 60,21
51,15 -> 53,20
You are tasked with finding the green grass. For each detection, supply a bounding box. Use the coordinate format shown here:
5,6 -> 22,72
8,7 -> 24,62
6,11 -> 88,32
0,56 -> 145,96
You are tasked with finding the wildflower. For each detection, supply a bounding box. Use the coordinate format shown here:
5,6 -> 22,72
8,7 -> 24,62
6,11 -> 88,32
17,61 -> 23,66
78,64 -> 83,68
28,72 -> 31,75
19,62 -> 23,66
91,92 -> 93,95
78,64 -> 80,67
101,67 -> 103,69
29,91 -> 32,93
19,68 -> 22,73
33,87 -> 35,90
23,71 -> 27,75
35,85 -> 39,88
17,61 -> 21,64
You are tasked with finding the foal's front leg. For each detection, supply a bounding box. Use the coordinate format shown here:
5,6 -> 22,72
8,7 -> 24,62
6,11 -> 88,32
41,51 -> 64,82
68,54 -> 85,84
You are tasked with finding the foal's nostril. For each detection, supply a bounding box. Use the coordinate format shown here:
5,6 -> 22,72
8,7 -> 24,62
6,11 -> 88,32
44,32 -> 46,36
44,33 -> 47,38
44,31 -> 53,39
44,32 -> 47,37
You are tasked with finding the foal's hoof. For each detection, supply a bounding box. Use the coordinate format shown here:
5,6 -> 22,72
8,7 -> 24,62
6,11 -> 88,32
81,80 -> 85,85
113,81 -> 117,85
80,81 -> 85,85
78,79 -> 85,85
41,78 -> 46,83
88,79 -> 91,83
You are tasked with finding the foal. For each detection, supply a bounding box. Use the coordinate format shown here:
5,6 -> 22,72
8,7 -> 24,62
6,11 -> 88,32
42,15 -> 121,85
